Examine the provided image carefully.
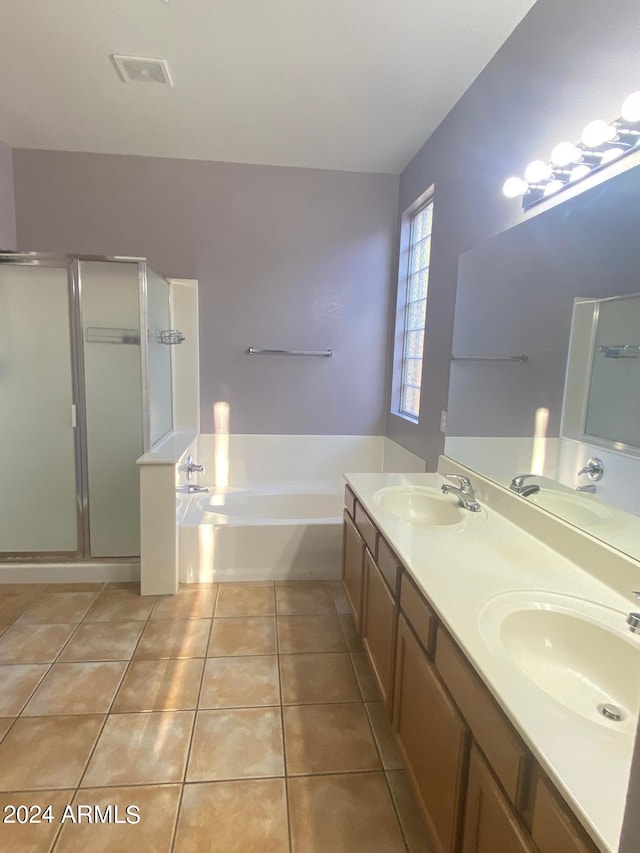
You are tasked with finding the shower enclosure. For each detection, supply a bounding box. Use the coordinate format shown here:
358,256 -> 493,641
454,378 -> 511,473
0,253 -> 175,561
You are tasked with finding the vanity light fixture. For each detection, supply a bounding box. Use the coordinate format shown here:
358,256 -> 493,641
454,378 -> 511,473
502,90 -> 640,209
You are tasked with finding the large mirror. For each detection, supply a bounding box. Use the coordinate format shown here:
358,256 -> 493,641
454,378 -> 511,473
444,161 -> 640,560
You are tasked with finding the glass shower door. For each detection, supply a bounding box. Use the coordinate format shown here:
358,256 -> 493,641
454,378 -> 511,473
0,263 -> 80,555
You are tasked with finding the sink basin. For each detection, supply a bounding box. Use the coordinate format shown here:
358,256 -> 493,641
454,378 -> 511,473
526,490 -> 613,527
479,591 -> 640,734
373,486 -> 465,527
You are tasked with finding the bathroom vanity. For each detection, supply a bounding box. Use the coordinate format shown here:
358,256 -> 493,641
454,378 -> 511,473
342,466 -> 640,853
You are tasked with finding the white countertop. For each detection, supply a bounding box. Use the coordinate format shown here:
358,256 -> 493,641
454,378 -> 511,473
344,470 -> 639,853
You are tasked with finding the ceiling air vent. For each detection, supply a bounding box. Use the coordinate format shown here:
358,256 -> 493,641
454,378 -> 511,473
111,55 -> 173,86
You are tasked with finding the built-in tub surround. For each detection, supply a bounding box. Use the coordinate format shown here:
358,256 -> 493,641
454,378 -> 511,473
345,462 -> 640,852
179,435 -> 425,584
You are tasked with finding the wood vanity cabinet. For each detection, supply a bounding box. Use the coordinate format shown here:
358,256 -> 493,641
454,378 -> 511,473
393,613 -> 469,853
462,745 -> 536,853
342,491 -> 601,853
342,509 -> 365,631
361,548 -> 398,708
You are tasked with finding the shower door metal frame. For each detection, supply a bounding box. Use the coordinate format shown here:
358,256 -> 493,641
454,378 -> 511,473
0,251 -> 147,562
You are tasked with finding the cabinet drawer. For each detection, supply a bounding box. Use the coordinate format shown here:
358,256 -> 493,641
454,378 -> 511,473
530,770 -> 599,853
376,535 -> 401,595
354,500 -> 378,556
344,484 -> 356,520
435,629 -> 530,806
400,573 -> 437,656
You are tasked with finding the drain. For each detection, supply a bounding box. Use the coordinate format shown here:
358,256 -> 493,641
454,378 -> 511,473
598,703 -> 625,721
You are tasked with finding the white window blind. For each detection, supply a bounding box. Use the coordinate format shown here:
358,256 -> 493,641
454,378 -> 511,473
399,199 -> 433,419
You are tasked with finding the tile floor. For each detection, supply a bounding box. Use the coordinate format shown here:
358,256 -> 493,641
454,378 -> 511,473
0,580 -> 430,852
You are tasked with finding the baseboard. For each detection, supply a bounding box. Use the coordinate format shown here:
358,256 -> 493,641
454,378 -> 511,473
0,562 -> 141,584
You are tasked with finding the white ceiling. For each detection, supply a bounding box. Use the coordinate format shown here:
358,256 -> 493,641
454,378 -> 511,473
0,0 -> 537,174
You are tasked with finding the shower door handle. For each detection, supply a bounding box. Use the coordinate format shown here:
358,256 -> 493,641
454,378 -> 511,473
71,404 -> 77,428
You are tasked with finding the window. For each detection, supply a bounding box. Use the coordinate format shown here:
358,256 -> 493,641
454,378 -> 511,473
398,198 -> 433,420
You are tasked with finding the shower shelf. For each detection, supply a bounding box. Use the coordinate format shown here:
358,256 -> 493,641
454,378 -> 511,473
598,344 -> 639,359
86,327 -> 140,345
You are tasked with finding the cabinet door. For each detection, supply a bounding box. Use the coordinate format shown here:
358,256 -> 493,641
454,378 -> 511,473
463,745 -> 536,853
393,615 -> 469,853
342,510 -> 365,631
362,550 -> 398,709
530,772 -> 599,853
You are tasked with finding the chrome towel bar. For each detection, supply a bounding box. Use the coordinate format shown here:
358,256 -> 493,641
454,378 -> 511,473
450,353 -> 528,362
247,347 -> 333,357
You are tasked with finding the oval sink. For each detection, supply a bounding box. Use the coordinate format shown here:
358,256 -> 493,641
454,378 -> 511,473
526,491 -> 613,527
480,591 -> 640,734
373,486 -> 464,526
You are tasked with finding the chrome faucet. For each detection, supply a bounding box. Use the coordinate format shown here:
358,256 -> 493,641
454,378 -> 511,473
180,454 -> 205,481
509,474 -> 540,497
577,457 -> 604,481
627,613 -> 640,634
176,484 -> 209,494
441,474 -> 481,512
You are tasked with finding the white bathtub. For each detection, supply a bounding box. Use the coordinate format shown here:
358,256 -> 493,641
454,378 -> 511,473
179,483 -> 344,582
176,435 -> 425,583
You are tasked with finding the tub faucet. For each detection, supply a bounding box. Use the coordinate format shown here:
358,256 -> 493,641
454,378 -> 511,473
176,484 -> 209,494
509,474 -> 540,497
441,475 -> 481,512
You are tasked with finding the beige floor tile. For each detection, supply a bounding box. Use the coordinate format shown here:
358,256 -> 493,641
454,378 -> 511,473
58,621 -> 144,662
17,592 -> 99,624
55,784 -> 181,853
0,593 -> 40,622
135,618 -> 211,659
288,773 -> 406,853
0,584 -> 47,596
279,653 -> 360,704
339,613 -> 363,651
84,590 -> 156,622
0,719 -> 13,742
366,702 -> 404,770
0,715 -> 104,790
277,614 -> 346,653
199,656 -> 280,708
0,623 -> 9,637
175,779 -> 289,853
187,708 -> 284,781
81,711 -> 194,787
151,588 -> 217,621
44,582 -> 105,593
351,652 -> 382,701
283,703 -> 380,775
0,664 -> 49,715
0,790 -> 74,852
208,617 -> 277,657
0,623 -> 77,664
386,770 -> 432,852
22,662 -> 127,716
215,584 -> 275,617
329,580 -> 354,614
112,658 -> 204,712
275,582 -> 335,615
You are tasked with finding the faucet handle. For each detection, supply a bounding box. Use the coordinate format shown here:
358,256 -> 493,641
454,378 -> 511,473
577,457 -> 603,481
445,474 -> 473,493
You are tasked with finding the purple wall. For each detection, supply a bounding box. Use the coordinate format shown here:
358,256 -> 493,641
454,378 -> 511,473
388,0 -> 640,468
0,139 -> 16,250
12,151 -> 399,435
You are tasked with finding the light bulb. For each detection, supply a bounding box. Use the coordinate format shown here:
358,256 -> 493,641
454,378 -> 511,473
543,180 -> 564,196
570,164 -> 592,182
551,141 -> 581,167
581,120 -> 616,148
621,91 -> 640,123
524,160 -> 553,183
600,147 -> 625,165
502,176 -> 528,198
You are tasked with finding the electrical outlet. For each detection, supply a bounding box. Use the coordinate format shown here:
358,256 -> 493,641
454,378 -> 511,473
440,410 -> 447,433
